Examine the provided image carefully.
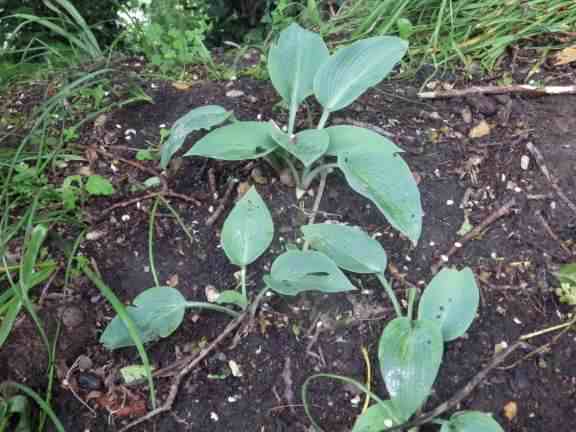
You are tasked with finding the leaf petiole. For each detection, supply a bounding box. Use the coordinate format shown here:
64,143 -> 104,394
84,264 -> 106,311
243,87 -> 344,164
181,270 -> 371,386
376,273 -> 403,318
184,302 -> 241,318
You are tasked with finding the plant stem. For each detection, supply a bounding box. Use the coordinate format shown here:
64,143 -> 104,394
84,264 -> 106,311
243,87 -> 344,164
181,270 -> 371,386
240,265 -> 248,303
317,109 -> 331,129
185,302 -> 241,318
376,273 -> 403,318
301,162 -> 338,190
407,287 -> 417,321
303,170 -> 328,251
288,101 -> 298,137
276,151 -> 301,189
148,197 -> 161,287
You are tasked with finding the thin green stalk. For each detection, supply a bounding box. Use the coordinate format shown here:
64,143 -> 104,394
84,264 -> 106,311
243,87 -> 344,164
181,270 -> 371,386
81,262 -> 157,408
1,382 -> 65,432
158,197 -> 195,245
302,373 -> 399,432
376,273 -> 403,318
185,302 -> 241,318
301,162 -> 338,190
303,170 -> 328,252
407,287 -> 417,322
240,266 -> 248,302
317,110 -> 331,129
148,197 -> 161,287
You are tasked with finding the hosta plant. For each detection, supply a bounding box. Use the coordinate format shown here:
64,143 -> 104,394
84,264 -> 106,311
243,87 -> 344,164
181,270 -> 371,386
160,22 -> 423,245
296,223 -> 503,432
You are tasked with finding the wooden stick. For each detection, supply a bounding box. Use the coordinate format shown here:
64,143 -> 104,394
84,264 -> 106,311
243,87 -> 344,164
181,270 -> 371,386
431,198 -> 517,274
418,84 -> 576,99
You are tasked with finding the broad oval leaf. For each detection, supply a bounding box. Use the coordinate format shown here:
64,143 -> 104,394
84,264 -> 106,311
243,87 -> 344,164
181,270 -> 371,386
314,37 -> 408,112
268,23 -> 329,108
352,401 -> 402,432
215,290 -> 248,309
100,287 -> 187,350
161,105 -> 231,168
325,125 -> 403,157
301,223 -> 387,274
378,317 -> 443,421
221,186 -> 274,266
264,250 -> 356,296
85,175 -> 115,196
418,267 -> 479,342
184,122 -> 278,160
271,123 -> 329,167
440,411 -> 504,432
339,149 -> 423,244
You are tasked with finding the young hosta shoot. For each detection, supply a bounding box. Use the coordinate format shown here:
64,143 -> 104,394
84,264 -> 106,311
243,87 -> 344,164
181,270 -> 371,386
294,227 -> 501,431
170,23 -> 422,245
100,287 -> 239,350
220,186 -> 274,304
439,411 -> 504,432
160,105 -> 231,169
418,267 -> 480,341
264,250 -> 356,296
313,36 -> 408,123
267,23 -> 329,135
185,121 -> 278,161
301,223 -> 402,317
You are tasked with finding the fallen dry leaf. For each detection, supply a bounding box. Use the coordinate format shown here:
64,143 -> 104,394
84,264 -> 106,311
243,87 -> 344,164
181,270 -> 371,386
503,400 -> 518,421
469,120 -> 491,138
172,81 -> 192,90
554,46 -> 576,66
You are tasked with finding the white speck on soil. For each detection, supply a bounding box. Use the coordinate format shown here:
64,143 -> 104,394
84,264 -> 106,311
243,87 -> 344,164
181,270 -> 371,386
446,199 -> 454,206
210,412 -> 219,422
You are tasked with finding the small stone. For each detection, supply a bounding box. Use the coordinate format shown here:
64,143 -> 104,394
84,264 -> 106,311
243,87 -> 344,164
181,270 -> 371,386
251,167 -> 268,184
77,372 -> 103,391
520,155 -> 530,170
77,355 -> 93,371
279,168 -> 295,187
61,306 -> 84,329
226,89 -> 244,98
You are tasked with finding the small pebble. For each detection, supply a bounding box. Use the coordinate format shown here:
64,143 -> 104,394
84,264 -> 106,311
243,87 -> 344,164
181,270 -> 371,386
520,155 -> 530,170
77,372 -> 103,391
77,355 -> 93,371
226,90 -> 244,98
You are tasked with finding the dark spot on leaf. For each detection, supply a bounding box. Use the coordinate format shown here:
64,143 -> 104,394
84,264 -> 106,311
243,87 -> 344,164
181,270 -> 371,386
436,314 -> 441,319
439,306 -> 445,311
448,298 -> 453,303
306,272 -> 330,277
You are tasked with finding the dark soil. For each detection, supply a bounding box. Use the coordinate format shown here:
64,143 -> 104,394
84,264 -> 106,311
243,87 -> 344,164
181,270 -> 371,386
2,63 -> 576,432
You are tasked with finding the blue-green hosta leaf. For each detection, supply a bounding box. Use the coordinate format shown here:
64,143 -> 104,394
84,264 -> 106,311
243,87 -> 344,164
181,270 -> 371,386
184,122 -> 278,160
161,105 -> 231,168
270,123 -> 329,167
325,125 -> 403,157
264,250 -> 356,296
352,401 -> 402,432
378,317 -> 443,421
100,287 -> 187,350
418,267 -> 479,342
440,411 -> 504,432
268,23 -> 329,108
301,223 -> 387,274
221,186 -> 274,266
314,37 -> 408,113
215,290 -> 249,309
339,149 -> 422,244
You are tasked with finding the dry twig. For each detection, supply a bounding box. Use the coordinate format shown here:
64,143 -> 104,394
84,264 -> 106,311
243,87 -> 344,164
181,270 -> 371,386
118,292 -> 266,432
205,179 -> 236,226
431,198 -> 517,274
418,84 -> 576,99
526,141 -> 576,215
